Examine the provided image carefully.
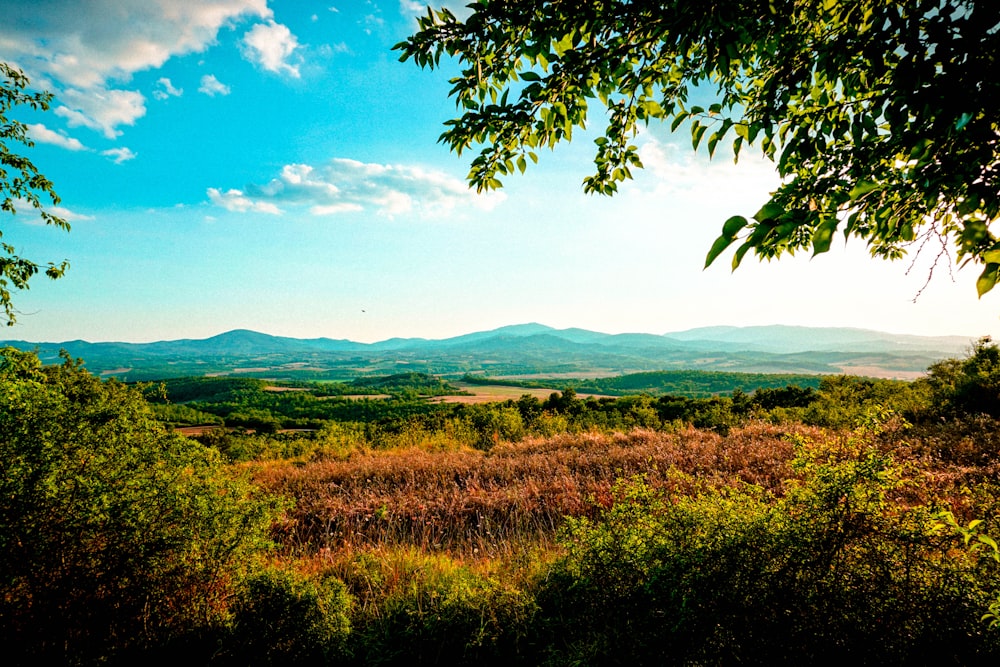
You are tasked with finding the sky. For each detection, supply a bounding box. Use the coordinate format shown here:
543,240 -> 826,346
0,0 -> 997,344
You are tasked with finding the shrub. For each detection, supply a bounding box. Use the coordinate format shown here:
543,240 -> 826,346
923,337 -> 1000,419
340,548 -> 537,666
226,567 -> 352,665
538,415 -> 1000,664
0,349 -> 281,665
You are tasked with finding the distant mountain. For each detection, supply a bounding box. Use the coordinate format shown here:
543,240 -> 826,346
0,323 -> 976,382
663,325 -> 971,355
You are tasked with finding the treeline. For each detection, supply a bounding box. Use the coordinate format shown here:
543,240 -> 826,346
462,368 -> 826,396
146,372 -> 461,433
173,373 -> 928,462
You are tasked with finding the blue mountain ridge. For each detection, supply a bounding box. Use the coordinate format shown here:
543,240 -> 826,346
0,323 -> 976,380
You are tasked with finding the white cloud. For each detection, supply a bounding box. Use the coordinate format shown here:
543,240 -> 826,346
0,1 -> 270,136
26,123 -> 88,151
10,198 -> 93,224
102,147 -> 138,164
207,187 -> 283,214
0,1 -> 271,87
152,77 -> 183,100
628,130 -> 781,202
399,1 -> 472,19
319,42 -> 351,57
50,205 -> 95,222
209,158 -> 505,218
241,20 -> 302,78
55,88 -> 147,139
198,74 -> 231,96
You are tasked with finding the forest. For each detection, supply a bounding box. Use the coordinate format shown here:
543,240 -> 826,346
3,340 -> 1000,665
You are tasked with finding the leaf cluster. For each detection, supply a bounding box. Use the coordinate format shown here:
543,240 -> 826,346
0,63 -> 70,322
398,1 -> 1000,294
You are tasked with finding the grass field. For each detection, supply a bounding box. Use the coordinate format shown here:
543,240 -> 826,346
430,381 -> 605,404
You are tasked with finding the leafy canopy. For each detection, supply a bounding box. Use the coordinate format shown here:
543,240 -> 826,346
397,1 -> 1000,293
0,63 -> 69,324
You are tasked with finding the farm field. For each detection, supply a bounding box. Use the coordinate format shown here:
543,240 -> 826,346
430,381 -> 607,404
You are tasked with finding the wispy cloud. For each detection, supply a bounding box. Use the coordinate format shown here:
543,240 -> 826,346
207,188 -> 283,214
50,205 -> 95,222
152,77 -> 183,100
198,74 -> 231,96
101,147 -> 138,164
11,198 -> 93,224
241,20 -> 302,78
209,158 -> 506,217
0,0 -> 271,137
27,123 -> 88,151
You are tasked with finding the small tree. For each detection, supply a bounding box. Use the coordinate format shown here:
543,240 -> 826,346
923,336 -> 1000,417
0,348 -> 282,664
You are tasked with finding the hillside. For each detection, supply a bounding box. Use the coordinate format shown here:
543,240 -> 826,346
0,323 -> 974,381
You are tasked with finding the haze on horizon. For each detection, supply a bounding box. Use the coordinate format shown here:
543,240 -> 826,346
2,1 -> 998,345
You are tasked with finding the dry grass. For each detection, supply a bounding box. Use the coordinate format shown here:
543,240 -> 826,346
251,417 -> 1000,563
254,422 -> 820,559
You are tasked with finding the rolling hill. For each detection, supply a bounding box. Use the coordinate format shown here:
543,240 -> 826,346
0,323 -> 975,382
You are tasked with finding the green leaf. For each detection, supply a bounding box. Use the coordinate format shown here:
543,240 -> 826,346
520,71 -> 542,82
976,263 -> 1000,297
692,123 -> 707,151
753,202 -> 784,222
721,215 -> 749,239
707,131 -> 721,158
849,181 -> 881,200
705,234 -> 736,268
978,534 -> 999,554
983,247 -> 1000,265
811,219 -> 838,255
732,241 -> 753,270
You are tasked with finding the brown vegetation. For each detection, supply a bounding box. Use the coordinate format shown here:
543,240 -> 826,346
256,423 -> 811,558
253,419 -> 1000,563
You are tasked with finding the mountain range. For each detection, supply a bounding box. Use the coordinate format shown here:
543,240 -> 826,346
0,323 -> 976,382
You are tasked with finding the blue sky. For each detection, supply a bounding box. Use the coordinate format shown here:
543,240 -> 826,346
1,0 -> 996,343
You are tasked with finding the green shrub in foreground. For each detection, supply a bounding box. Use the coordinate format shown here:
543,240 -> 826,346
538,414 -> 1000,665
0,348 -> 281,665
339,548 -> 538,666
225,566 -> 352,666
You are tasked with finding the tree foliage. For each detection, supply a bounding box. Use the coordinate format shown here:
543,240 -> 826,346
0,348 -> 281,664
923,336 -> 1000,417
397,1 -> 1000,293
0,63 -> 70,323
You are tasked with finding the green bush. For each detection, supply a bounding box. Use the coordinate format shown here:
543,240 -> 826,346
342,549 -> 537,666
0,349 -> 281,665
226,567 -> 352,665
923,337 -> 1000,419
537,414 -> 1000,664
